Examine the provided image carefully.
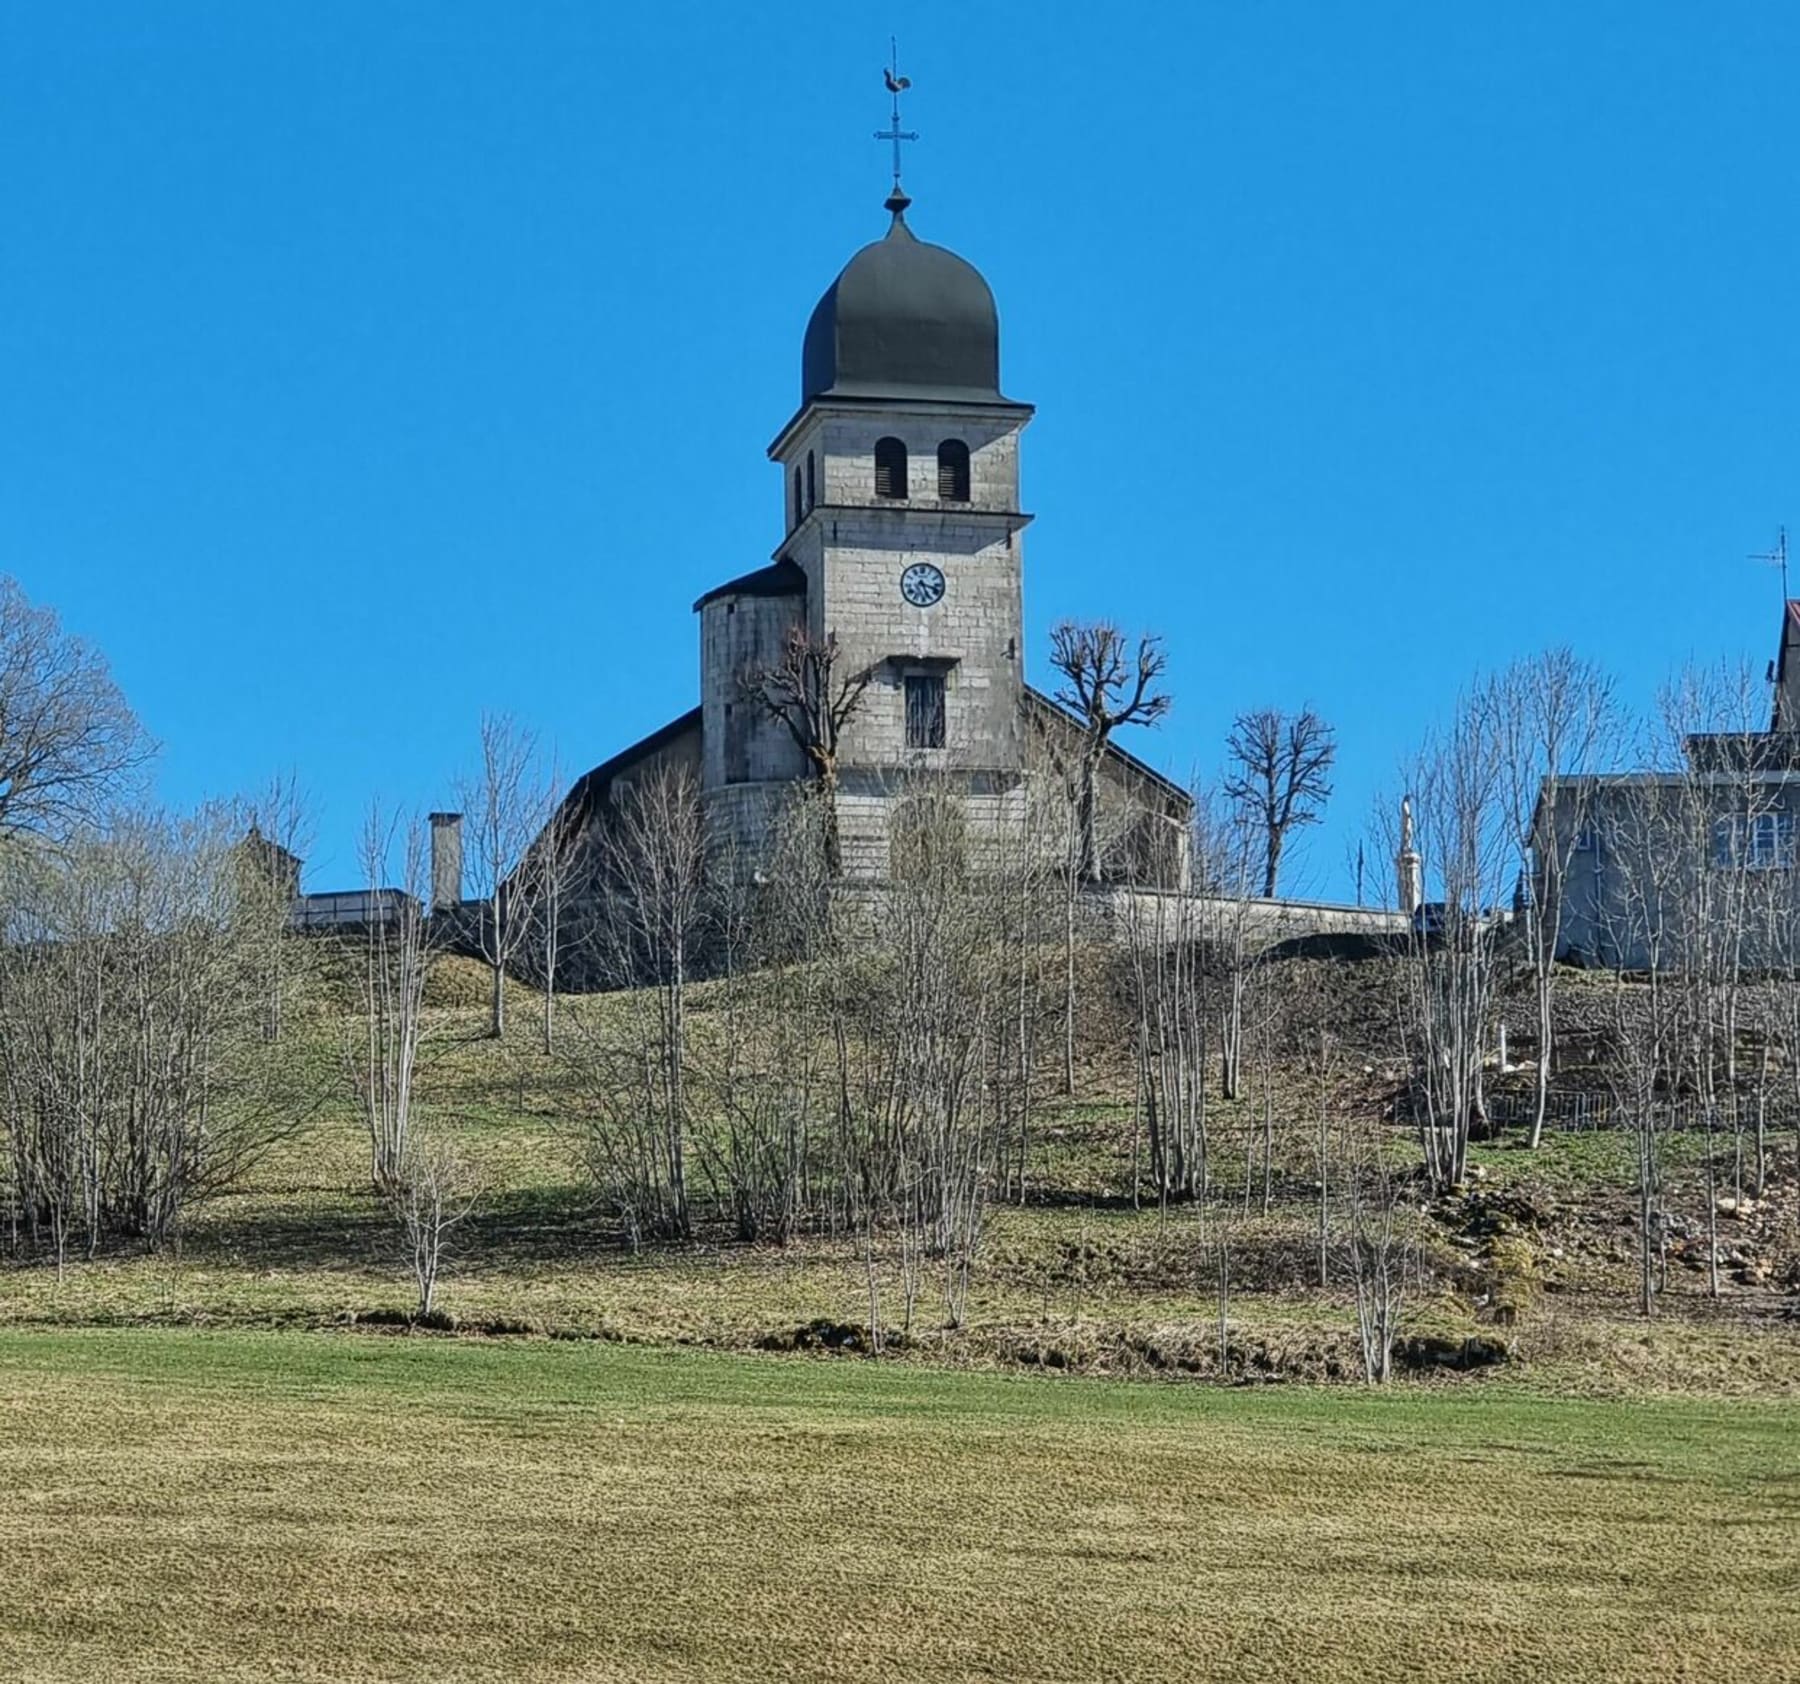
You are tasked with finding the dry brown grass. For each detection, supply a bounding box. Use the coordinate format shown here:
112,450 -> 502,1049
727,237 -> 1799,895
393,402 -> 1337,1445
1,1328 -> 1796,1684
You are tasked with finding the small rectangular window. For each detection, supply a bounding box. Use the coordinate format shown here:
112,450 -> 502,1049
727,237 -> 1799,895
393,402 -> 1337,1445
904,674 -> 946,749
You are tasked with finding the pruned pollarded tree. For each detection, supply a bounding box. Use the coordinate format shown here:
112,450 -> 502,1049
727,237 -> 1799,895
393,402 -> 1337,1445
459,713 -> 546,1039
1490,649 -> 1616,1148
742,626 -> 874,876
1222,706 -> 1337,898
1043,621 -> 1172,1098
0,576 -> 152,842
1047,620 -> 1172,883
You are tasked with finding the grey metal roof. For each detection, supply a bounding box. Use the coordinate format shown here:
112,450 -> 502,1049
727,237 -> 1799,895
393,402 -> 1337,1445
800,210 -> 1021,407
692,558 -> 808,613
560,707 -> 704,825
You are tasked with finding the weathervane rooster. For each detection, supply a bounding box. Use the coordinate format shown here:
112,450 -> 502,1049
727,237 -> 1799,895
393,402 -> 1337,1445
876,40 -> 918,205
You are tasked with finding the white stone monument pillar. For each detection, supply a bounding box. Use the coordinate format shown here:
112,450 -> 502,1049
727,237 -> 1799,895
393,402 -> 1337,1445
1396,795 -> 1423,914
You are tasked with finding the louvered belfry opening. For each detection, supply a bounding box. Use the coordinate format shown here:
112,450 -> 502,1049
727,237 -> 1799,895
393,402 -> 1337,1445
874,436 -> 909,499
936,438 -> 971,501
904,674 -> 946,749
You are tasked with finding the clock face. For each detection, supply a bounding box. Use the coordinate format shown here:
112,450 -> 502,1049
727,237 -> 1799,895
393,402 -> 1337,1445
900,563 -> 946,608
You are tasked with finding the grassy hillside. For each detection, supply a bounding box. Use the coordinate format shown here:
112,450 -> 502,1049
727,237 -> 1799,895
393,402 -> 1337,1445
1,1329 -> 1795,1684
5,954 -> 1798,1680
4,960 -> 1797,1398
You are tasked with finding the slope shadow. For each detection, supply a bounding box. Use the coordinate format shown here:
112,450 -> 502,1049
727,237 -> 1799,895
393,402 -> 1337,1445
180,1182 -> 612,1276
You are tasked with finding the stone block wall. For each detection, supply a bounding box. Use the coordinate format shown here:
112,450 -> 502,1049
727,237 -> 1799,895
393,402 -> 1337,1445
773,403 -> 1025,536
698,590 -> 808,791
814,509 -> 1023,776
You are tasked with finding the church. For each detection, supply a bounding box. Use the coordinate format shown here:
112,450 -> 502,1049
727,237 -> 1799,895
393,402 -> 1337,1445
546,174 -> 1191,889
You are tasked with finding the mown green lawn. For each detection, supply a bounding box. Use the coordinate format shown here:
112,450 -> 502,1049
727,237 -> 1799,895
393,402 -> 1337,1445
1,1329 -> 1795,1683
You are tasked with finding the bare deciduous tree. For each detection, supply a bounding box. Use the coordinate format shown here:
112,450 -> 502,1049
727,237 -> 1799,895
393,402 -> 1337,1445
1047,621 -> 1172,883
237,770 -> 313,1043
0,805 -> 310,1263
390,1131 -> 480,1321
1594,665 -> 1778,1310
876,778 -> 1019,1329
520,757 -> 582,1056
1339,1116 -> 1414,1384
0,577 -> 151,841
565,763 -> 711,1244
1491,650 -> 1615,1147
346,807 -> 437,1195
1222,706 -> 1337,898
1041,623 -> 1171,1097
1391,688 -> 1511,1193
743,627 -> 873,876
460,712 -> 545,1040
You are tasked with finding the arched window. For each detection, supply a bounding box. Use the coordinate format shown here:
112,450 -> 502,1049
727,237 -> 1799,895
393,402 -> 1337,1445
806,449 -> 816,511
874,436 -> 908,499
937,438 -> 971,501
792,467 -> 803,528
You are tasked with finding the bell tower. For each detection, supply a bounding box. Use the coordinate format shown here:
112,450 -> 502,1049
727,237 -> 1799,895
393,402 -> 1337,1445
765,165 -> 1034,874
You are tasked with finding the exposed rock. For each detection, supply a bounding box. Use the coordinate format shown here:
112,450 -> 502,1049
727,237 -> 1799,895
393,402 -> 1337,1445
755,1318 -> 902,1355
1391,1334 -> 1511,1373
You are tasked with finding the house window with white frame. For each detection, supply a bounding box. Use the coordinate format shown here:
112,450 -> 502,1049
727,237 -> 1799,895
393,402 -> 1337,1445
1713,810 -> 1796,870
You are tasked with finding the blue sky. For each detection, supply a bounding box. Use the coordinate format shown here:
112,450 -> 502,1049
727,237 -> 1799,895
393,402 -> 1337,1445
5,3 -> 1796,893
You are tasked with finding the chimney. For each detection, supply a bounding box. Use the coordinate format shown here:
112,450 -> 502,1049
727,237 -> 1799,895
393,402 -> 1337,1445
429,812 -> 463,914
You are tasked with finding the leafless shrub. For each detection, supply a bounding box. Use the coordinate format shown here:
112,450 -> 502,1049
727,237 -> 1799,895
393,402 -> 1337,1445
1339,1118 -> 1416,1384
1389,686 -> 1513,1192
0,806 -> 310,1263
389,1130 -> 481,1321
561,763 -> 712,1245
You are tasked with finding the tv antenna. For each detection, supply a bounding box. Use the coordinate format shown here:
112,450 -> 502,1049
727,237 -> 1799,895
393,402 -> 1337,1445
1752,526 -> 1790,602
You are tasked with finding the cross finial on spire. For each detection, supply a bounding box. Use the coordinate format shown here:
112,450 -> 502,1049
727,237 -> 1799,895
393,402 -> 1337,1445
875,38 -> 917,215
